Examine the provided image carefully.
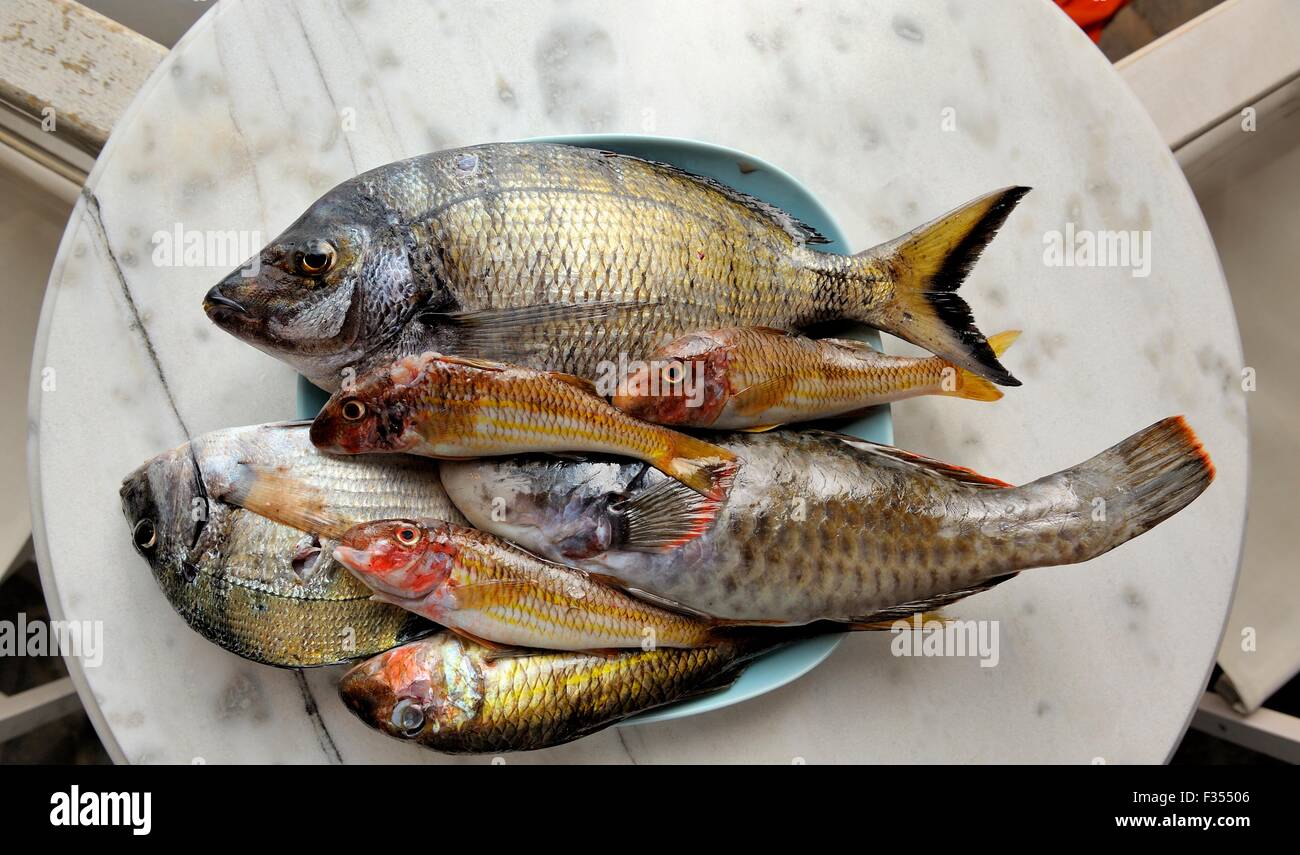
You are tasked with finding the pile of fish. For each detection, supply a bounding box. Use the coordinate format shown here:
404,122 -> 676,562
120,142 -> 1214,754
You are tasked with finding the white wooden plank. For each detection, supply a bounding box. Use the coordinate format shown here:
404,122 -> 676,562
1117,0 -> 1300,150
0,0 -> 165,155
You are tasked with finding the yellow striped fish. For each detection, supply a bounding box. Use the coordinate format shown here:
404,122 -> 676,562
332,518 -> 737,653
613,327 -> 1020,431
310,351 -> 737,503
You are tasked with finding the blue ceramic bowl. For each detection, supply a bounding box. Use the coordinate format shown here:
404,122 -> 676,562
297,135 -> 893,725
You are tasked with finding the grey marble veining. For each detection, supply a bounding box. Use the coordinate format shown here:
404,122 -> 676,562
29,0 -> 1246,763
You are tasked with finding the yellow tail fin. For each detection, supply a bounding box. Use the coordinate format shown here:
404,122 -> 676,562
943,329 -> 1020,402
849,186 -> 1029,387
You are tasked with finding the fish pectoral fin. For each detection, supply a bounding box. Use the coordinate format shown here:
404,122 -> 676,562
736,423 -> 783,433
446,579 -> 542,610
809,430 -> 1013,489
730,375 -> 796,417
220,462 -> 355,537
611,475 -> 725,552
444,626 -> 544,661
422,300 -> 660,367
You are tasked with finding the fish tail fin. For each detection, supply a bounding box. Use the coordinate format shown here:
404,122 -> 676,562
941,330 -> 1021,402
1065,415 -> 1215,541
1025,416 -> 1214,565
849,186 -> 1029,386
656,434 -> 738,501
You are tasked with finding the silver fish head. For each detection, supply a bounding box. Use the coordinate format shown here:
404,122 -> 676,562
339,634 -> 482,741
439,455 -> 649,562
203,182 -> 418,390
119,442 -> 230,602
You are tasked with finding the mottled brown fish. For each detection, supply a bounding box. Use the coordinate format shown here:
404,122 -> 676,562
613,327 -> 1020,430
205,142 -> 1026,391
440,417 -> 1214,624
118,422 -> 467,667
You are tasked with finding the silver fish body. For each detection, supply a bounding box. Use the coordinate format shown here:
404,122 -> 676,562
439,419 -> 1213,623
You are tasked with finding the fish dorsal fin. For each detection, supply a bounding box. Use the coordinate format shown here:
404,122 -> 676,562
810,430 -> 1013,489
820,337 -> 883,355
589,148 -> 831,246
432,353 -> 509,372
547,371 -> 600,396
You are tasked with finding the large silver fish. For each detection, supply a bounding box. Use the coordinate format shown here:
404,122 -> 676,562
119,422 -> 466,666
204,142 -> 1025,391
439,418 -> 1214,623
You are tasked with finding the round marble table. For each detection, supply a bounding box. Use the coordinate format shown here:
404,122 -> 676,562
31,0 -> 1247,763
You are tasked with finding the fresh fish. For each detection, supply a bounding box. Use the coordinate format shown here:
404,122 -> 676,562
310,351 -> 737,502
332,517 -> 735,652
440,418 -> 1214,623
613,327 -> 1020,431
204,142 -> 1026,391
118,422 -> 467,667
338,630 -> 805,753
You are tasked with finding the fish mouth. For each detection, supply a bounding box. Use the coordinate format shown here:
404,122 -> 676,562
203,286 -> 251,324
332,544 -> 373,574
333,545 -> 423,601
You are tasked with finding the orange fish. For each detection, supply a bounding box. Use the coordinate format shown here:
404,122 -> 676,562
613,327 -> 1019,431
311,352 -> 737,502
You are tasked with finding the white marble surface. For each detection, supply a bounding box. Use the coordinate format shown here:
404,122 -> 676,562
30,0 -> 1247,763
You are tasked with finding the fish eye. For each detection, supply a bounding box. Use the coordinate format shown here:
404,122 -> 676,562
132,519 -> 157,553
395,525 -> 421,547
296,239 -> 336,276
660,361 -> 685,386
341,398 -> 366,421
391,698 -> 425,736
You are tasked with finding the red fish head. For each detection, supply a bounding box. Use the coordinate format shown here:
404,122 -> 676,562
611,334 -> 729,427
310,358 -> 422,454
333,519 -> 454,600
